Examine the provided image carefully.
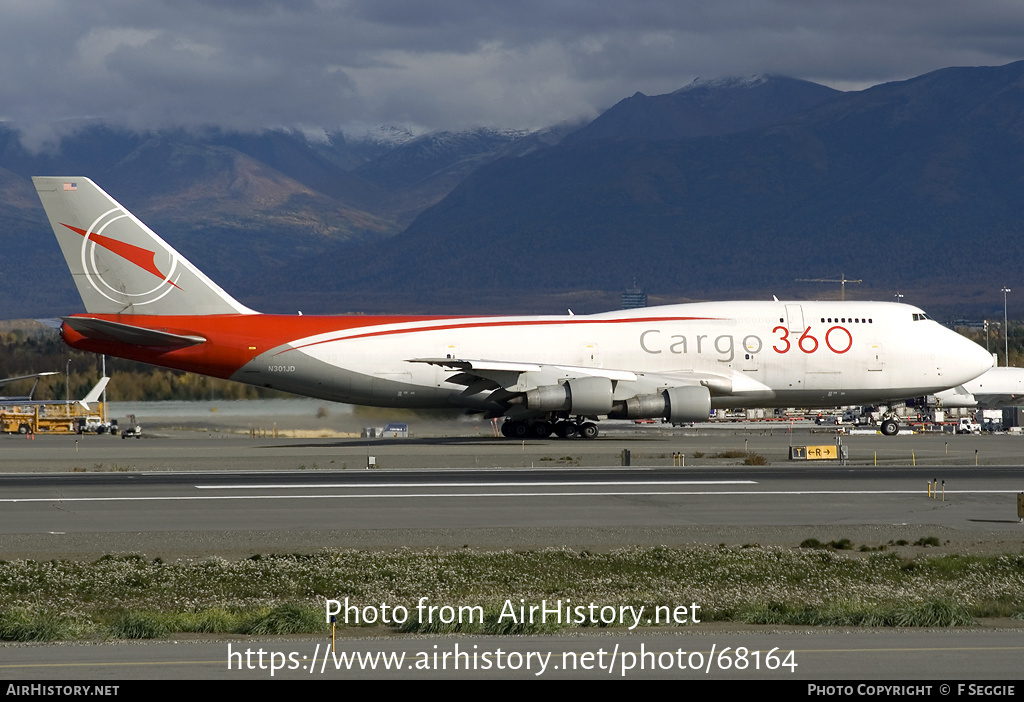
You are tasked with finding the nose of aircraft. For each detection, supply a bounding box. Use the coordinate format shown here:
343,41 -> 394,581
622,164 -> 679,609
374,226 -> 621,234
943,328 -> 994,386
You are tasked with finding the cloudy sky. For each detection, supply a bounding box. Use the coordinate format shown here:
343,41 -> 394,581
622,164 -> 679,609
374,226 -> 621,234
3,0 -> 1023,147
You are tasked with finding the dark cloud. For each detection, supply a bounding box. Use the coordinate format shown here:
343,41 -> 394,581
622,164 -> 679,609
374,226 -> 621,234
2,0 -> 1023,145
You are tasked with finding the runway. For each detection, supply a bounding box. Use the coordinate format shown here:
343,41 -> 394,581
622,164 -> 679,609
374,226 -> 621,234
3,629 -> 1023,680
0,427 -> 1022,558
2,425 -> 1023,681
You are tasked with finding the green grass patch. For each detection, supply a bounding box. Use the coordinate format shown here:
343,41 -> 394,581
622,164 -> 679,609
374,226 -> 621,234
107,611 -> 171,639
0,546 -> 1020,640
799,538 -> 855,550
737,599 -> 974,627
713,450 -> 749,458
709,450 -> 767,464
0,608 -> 85,641
242,603 -> 324,635
893,600 -> 974,627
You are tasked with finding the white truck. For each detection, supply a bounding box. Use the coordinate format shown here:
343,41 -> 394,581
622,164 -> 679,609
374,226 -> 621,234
76,415 -> 118,435
955,417 -> 981,434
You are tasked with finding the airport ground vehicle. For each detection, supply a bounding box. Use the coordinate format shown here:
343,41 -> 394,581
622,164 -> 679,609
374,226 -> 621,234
0,377 -> 111,434
0,405 -> 77,434
0,402 -> 108,434
121,424 -> 142,439
117,413 -> 142,438
34,177 -> 994,439
76,415 -> 117,434
955,417 -> 982,434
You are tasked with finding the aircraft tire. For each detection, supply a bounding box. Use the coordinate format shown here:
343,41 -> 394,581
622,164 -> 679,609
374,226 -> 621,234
555,421 -> 577,439
880,419 -> 899,436
500,421 -> 514,438
531,422 -> 553,438
509,421 -> 530,438
580,422 -> 599,439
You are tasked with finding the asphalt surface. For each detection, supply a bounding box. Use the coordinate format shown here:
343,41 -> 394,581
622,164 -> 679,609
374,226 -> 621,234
3,629 -> 1023,680
1,424 -> 1022,559
1,420 -> 1023,681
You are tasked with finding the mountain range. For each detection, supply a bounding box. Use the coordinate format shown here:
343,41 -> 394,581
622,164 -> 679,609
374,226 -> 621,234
3,61 -> 1024,319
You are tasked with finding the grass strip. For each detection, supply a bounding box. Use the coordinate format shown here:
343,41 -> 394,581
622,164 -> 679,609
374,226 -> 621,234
0,546 -> 1020,640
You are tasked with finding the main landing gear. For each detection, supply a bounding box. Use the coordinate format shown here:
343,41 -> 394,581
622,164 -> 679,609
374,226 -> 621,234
500,419 -> 600,439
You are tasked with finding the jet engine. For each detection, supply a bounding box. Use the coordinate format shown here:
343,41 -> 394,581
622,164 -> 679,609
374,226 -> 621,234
608,385 -> 711,423
520,376 -> 614,415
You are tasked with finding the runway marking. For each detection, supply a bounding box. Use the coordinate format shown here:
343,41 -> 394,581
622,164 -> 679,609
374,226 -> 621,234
193,480 -> 758,489
2,643 -> 1023,672
1,488 -> 1023,503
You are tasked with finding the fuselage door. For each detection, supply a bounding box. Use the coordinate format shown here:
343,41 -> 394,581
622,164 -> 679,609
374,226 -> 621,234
868,343 -> 884,372
785,304 -> 805,333
742,348 -> 759,372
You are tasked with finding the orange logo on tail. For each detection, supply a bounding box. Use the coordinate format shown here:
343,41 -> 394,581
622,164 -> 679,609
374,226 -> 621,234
62,223 -> 181,290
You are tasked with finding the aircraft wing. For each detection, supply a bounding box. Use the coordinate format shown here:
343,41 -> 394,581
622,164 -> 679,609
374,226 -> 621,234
409,357 -> 773,401
411,357 -> 641,399
412,358 -> 638,380
0,371 -> 62,403
0,372 -> 60,387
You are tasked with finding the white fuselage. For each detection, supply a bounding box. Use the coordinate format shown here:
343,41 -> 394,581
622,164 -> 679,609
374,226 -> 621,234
242,300 -> 994,412
38,177 -> 994,423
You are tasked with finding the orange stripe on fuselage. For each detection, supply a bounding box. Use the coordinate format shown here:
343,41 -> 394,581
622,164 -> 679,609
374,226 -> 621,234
60,313 -> 720,378
283,315 -> 720,353
60,313 -> 460,378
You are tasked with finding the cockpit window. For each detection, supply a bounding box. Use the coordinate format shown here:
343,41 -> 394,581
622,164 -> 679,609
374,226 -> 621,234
912,313 -> 930,321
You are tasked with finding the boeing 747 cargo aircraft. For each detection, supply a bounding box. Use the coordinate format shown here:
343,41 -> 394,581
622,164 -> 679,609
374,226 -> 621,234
34,177 -> 993,438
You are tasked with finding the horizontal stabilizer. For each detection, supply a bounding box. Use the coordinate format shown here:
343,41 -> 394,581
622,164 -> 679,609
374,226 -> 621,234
63,317 -> 206,348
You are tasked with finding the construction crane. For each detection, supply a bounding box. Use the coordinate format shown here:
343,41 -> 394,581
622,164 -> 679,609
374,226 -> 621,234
795,274 -> 863,301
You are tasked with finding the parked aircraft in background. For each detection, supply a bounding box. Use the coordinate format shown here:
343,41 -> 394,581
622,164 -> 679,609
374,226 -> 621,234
34,177 -> 994,438
0,375 -> 108,411
0,372 -> 59,403
930,366 -> 1024,409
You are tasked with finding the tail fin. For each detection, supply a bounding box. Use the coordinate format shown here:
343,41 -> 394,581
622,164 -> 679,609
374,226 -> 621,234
33,177 -> 255,316
77,376 -> 110,410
